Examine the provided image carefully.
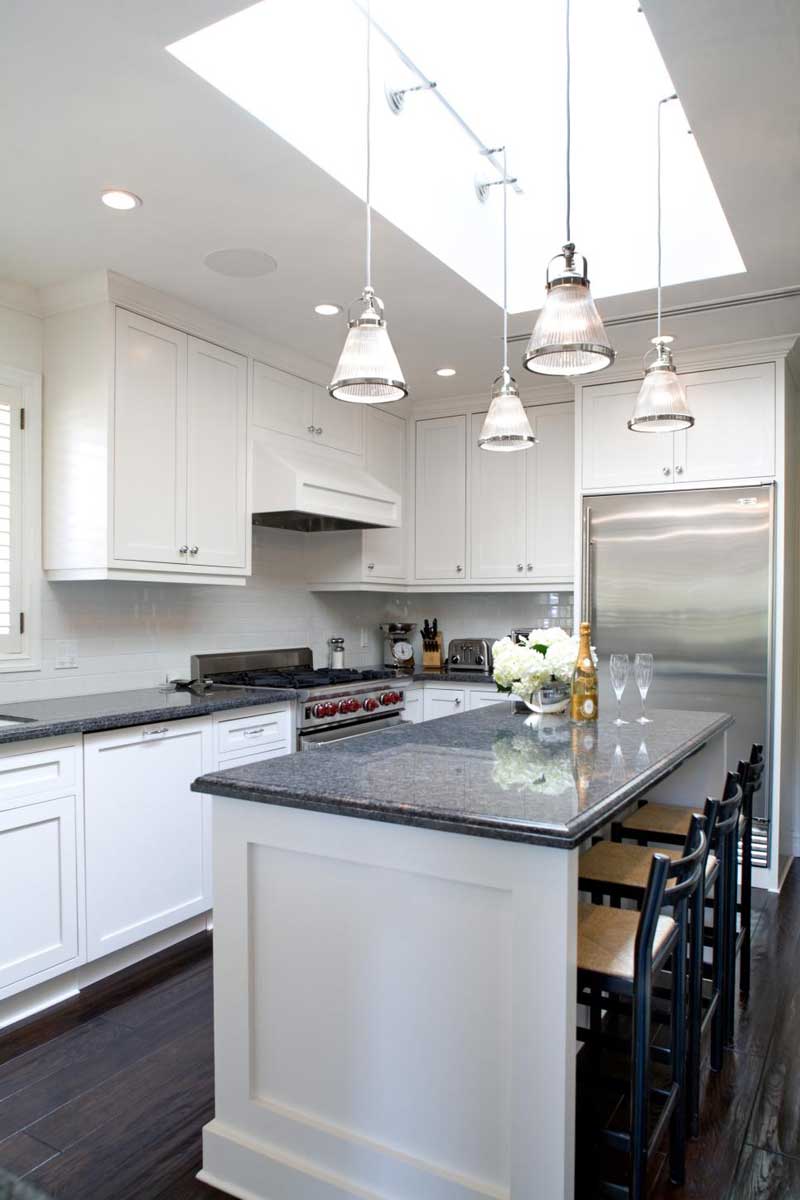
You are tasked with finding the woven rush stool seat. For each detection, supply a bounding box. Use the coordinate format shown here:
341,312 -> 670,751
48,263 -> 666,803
617,802 -> 703,841
580,841 -> 719,893
578,903 -> 677,980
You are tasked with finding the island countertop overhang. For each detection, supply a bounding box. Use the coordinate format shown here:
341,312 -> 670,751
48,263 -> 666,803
192,704 -> 734,849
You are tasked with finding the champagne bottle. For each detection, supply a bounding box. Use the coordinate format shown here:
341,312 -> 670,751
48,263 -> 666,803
570,622 -> 598,723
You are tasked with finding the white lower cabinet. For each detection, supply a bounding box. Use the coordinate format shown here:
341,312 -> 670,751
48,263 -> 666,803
467,688 -> 504,710
423,687 -> 467,721
0,737 -> 83,1000
402,687 -> 424,724
83,718 -> 214,961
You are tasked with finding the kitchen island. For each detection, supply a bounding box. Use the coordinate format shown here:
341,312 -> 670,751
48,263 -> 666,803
193,704 -> 732,1200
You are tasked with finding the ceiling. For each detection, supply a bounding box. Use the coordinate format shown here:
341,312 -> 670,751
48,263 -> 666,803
0,0 -> 798,400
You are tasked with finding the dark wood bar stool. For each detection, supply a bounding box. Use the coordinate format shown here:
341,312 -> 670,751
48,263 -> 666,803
609,777 -> 748,1070
737,744 -> 764,1003
576,816 -> 707,1198
579,799 -> 720,1140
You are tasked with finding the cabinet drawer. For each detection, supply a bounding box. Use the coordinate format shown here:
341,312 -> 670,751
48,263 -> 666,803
423,688 -> 466,721
467,689 -> 504,711
215,743 -> 294,772
0,738 -> 78,810
215,707 -> 292,759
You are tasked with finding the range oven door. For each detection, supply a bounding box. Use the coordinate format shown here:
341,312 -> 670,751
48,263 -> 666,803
298,713 -> 404,751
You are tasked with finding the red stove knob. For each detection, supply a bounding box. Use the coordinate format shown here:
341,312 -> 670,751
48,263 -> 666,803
324,702 -> 338,717
349,698 -> 361,712
337,699 -> 349,714
363,697 -> 379,712
313,702 -> 327,718
380,691 -> 399,706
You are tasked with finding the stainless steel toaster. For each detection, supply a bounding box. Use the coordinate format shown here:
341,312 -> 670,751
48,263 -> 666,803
446,638 -> 494,673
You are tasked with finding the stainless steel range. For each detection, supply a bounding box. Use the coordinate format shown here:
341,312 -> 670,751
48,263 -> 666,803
190,648 -> 406,750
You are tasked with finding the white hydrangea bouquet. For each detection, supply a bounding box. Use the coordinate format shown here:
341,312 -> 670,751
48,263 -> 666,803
492,627 -> 593,714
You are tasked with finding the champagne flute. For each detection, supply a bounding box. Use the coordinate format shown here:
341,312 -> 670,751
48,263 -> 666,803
609,653 -> 630,726
634,653 -> 654,724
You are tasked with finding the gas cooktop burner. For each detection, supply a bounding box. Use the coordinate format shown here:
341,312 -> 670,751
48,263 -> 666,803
210,667 -> 391,690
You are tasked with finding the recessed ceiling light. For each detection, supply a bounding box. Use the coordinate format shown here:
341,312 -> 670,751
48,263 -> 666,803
436,367 -> 457,377
101,189 -> 142,211
314,303 -> 342,316
203,248 -> 278,277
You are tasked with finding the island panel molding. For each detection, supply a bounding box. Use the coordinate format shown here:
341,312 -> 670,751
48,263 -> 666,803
202,796 -> 578,1200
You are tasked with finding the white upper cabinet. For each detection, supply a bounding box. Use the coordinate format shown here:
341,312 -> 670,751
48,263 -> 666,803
186,337 -> 248,568
676,363 -> 775,483
470,412 -> 527,581
581,362 -> 776,492
581,379 -> 674,490
415,415 -> 467,581
527,402 -> 575,582
469,402 -> 574,584
252,361 -> 313,440
363,407 -> 406,580
113,311 -> 188,565
44,301 -> 250,584
252,363 -> 363,457
311,384 -> 363,456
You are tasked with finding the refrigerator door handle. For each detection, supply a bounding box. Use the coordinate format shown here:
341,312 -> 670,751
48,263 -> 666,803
582,505 -> 592,624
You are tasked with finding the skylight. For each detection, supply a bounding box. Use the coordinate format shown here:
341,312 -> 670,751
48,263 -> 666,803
168,0 -> 744,314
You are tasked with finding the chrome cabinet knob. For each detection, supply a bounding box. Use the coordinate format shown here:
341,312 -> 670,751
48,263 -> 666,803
517,563 -> 524,571
367,562 -> 375,570
456,564 -> 463,573
662,466 -> 672,476
189,545 -> 199,555
527,563 -> 533,571
675,465 -> 684,475
179,545 -> 188,554
315,426 -> 323,435
307,424 -> 315,433
454,697 -> 461,706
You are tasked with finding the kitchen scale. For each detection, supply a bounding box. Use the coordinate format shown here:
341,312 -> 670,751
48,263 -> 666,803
379,623 -> 417,673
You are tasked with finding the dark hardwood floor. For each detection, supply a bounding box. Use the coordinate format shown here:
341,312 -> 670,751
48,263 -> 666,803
1,865 -> 799,1199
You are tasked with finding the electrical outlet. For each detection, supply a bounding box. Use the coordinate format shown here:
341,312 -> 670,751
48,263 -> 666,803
55,640 -> 78,670
360,627 -> 369,648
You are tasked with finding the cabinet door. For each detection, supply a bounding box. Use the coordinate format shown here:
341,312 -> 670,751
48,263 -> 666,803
402,689 -> 424,724
415,415 -> 467,580
187,337 -> 248,568
312,384 -> 363,456
527,403 -> 575,581
582,379 -> 675,490
423,687 -> 466,720
470,412 -> 527,581
0,795 -> 80,996
676,363 -> 775,483
252,361 -> 313,440
467,688 -> 504,711
363,407 -> 406,580
113,309 -> 188,564
84,720 -> 212,960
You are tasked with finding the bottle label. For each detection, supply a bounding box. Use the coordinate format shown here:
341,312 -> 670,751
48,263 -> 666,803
582,657 -> 592,670
582,698 -> 595,717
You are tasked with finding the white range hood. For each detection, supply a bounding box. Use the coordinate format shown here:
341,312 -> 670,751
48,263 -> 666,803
251,429 -> 401,533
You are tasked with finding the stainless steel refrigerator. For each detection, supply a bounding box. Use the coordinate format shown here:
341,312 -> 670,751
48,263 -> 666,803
582,484 -> 774,864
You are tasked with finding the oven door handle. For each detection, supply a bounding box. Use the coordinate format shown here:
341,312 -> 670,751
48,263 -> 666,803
299,713 -> 404,750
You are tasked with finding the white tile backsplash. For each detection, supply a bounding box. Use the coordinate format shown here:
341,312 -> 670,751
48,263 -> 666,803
0,528 -> 390,704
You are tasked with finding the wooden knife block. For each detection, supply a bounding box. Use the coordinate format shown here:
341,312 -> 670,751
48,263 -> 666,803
422,632 -> 444,671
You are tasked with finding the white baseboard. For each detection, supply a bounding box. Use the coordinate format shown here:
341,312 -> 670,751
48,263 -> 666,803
0,912 -> 211,1030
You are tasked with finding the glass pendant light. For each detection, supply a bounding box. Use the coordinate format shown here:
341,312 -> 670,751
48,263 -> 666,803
479,148 -> 536,451
329,0 -> 407,404
522,0 -> 614,377
628,96 -> 694,433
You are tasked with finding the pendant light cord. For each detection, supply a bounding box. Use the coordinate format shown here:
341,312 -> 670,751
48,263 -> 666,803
365,0 -> 373,292
502,145 -> 509,373
656,94 -> 677,340
565,0 -> 571,245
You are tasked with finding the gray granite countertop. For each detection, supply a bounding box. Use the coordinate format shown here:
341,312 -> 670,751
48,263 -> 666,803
0,687 -> 296,745
193,705 -> 733,849
411,670 -> 496,684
